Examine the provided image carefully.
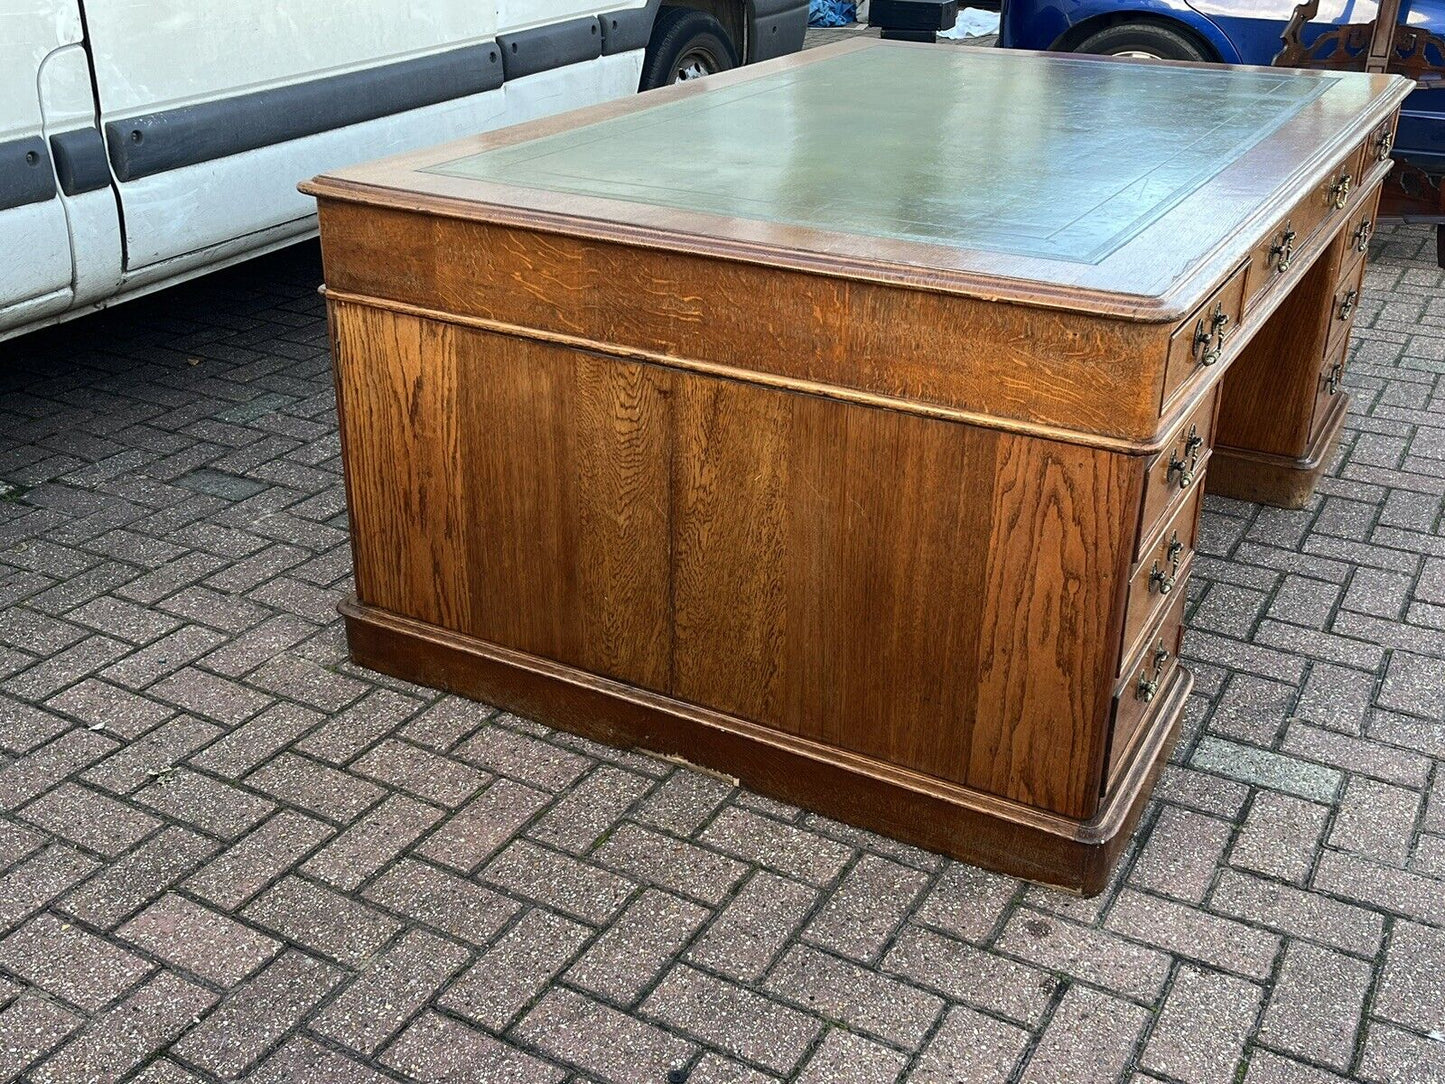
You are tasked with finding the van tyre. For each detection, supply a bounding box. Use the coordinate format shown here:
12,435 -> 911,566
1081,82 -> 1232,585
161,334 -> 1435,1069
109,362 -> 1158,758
640,8 -> 739,90
1073,22 -> 1212,61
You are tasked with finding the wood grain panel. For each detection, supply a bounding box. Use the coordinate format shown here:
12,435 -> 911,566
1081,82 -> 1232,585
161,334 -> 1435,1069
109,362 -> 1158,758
332,301 -> 474,631
333,300 -> 672,691
968,436 -> 1135,820
317,201 -> 1170,443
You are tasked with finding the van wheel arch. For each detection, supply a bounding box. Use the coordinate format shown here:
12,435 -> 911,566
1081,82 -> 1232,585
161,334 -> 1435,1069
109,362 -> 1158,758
1052,13 -> 1220,61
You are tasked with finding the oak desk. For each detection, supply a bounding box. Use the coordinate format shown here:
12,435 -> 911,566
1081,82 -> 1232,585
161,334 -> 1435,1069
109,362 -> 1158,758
305,42 -> 1412,893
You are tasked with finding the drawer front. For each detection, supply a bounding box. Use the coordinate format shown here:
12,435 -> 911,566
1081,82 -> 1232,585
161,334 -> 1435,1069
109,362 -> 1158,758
1162,263 -> 1247,411
1243,152 -> 1361,313
1343,181 -> 1383,268
1138,387 -> 1217,559
1119,481 -> 1202,673
1311,332 -> 1351,443
1326,254 -> 1367,358
1366,114 -> 1398,171
1106,586 -> 1187,789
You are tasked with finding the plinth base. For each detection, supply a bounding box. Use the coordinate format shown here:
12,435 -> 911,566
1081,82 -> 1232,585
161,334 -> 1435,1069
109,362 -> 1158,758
1208,392 -> 1348,509
341,598 -> 1191,895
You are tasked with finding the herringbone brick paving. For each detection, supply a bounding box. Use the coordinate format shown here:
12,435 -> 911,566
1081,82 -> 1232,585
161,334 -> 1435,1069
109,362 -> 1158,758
0,224 -> 1441,1083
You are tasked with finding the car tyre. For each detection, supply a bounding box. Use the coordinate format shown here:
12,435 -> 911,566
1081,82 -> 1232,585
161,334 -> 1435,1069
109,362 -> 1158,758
1073,21 -> 1212,61
640,7 -> 740,90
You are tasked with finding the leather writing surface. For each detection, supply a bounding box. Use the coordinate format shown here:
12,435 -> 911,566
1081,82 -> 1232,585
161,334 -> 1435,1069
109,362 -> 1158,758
427,44 -> 1333,263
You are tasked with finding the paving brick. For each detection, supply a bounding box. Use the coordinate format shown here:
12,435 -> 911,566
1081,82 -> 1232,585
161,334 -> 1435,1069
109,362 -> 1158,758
795,1028 -> 908,1084
634,767 -> 735,836
765,943 -> 943,1049
0,992 -> 84,1082
247,1036 -> 393,1084
170,950 -> 342,1078
1377,650 -> 1445,718
80,715 -> 222,795
455,719 -> 592,791
301,794 -> 443,890
1206,673 -> 1295,746
59,825 -> 217,927
45,678 -> 173,738
1282,721 -> 1432,788
908,1004 -> 1030,1084
1130,804 -> 1233,902
1140,964 -> 1263,1084
242,875 -> 401,965
133,766 -> 276,840
883,925 -> 1057,1025
566,888 -> 709,1004
18,781 -> 160,857
686,869 -> 817,982
309,927 -> 469,1055
100,625 -> 227,690
0,727 -> 118,809
483,839 -> 636,924
1328,774 -> 1422,865
591,822 -> 747,907
1373,920 -> 1445,1035
30,971 -> 216,1084
350,738 -> 488,808
643,964 -> 825,1076
802,853 -> 929,963
1104,889 -> 1281,980
380,1010 -> 565,1083
1190,736 -> 1342,803
246,652 -> 369,712
1314,849 -> 1445,924
244,751 -> 385,823
415,776 -> 551,872
187,701 -> 323,778
363,857 -> 519,945
526,764 -> 653,853
1294,663 -> 1376,735
438,907 -> 591,1030
1357,1021 -> 1445,1084
994,909 -> 1172,1004
1259,940 -> 1372,1071
200,613 -> 317,679
0,695 -> 70,753
5,634 -> 130,700
396,695 -> 490,751
184,809 -> 332,910
1209,869 -> 1384,958
1017,984 -> 1148,1084
118,892 -> 280,986
516,986 -> 696,1084
0,912 -> 152,1011
1230,790 -> 1330,885
0,818 -> 45,871
699,806 -> 853,886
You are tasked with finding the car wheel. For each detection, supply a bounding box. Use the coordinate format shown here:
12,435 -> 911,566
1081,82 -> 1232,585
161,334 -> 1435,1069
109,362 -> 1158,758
640,8 -> 740,90
1072,22 -> 1212,61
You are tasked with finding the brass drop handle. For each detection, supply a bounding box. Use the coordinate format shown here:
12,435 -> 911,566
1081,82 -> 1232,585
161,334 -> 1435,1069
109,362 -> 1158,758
1166,533 -> 1184,564
1331,173 -> 1352,210
1326,360 -> 1344,395
1271,223 -> 1296,273
1376,127 -> 1393,161
1135,642 -> 1171,702
1149,562 -> 1175,595
1339,289 -> 1357,322
1193,303 -> 1229,367
1183,427 -> 1204,458
1354,220 -> 1372,253
1169,454 -> 1196,490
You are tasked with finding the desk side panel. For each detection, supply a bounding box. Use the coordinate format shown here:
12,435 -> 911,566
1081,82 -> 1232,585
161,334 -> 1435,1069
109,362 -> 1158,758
330,299 -> 674,692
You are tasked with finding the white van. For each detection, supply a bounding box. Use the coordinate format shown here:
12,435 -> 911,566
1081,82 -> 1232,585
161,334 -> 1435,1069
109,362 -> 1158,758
1,0 -> 806,343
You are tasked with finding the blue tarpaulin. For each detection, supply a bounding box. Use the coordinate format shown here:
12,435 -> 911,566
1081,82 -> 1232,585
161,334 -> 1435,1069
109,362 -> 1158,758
809,0 -> 857,26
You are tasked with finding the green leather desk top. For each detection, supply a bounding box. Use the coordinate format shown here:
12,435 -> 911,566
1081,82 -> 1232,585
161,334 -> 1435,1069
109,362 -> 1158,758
309,40 -> 1412,316
426,44 -> 1332,265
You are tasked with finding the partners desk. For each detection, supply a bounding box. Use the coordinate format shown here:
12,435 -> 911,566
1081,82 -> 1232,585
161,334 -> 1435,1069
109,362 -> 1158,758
305,43 -> 1412,893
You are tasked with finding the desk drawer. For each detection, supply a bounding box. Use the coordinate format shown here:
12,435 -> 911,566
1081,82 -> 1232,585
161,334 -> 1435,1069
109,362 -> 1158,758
1342,182 -> 1383,271
1106,587 -> 1186,789
1119,482 -> 1202,673
1243,153 -> 1360,313
1162,264 -> 1246,411
1327,255 -> 1367,358
1138,388 -> 1217,560
1365,114 -> 1398,171
1311,333 -> 1351,443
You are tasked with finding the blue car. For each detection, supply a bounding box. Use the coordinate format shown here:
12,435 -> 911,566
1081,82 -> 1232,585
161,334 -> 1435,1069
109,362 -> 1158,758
998,0 -> 1445,172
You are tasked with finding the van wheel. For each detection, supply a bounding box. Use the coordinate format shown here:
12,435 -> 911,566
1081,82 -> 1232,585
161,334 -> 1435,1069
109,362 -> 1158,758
640,8 -> 739,90
1072,22 -> 1212,61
